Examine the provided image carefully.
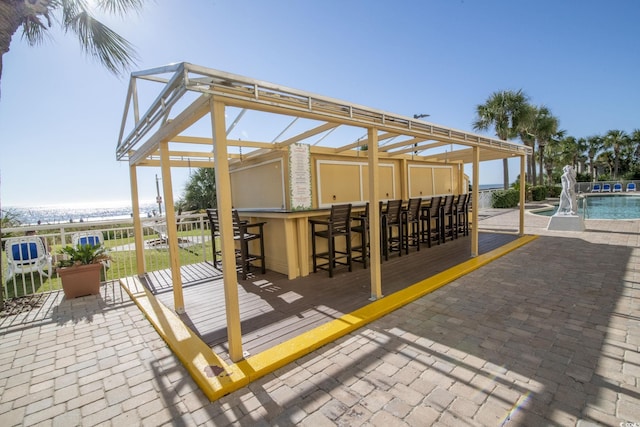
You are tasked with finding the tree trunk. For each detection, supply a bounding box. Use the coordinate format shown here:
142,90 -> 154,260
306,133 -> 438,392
502,158 -> 509,189
530,152 -> 536,185
0,0 -> 28,87
538,143 -> 546,186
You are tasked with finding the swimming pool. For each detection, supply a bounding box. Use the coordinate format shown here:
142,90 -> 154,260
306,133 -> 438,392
534,194 -> 640,220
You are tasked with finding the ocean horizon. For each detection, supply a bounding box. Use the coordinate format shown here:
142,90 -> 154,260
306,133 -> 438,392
4,201 -> 160,226
4,185 -> 503,226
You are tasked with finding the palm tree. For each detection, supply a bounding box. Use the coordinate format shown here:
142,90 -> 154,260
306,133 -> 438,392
516,103 -> 537,184
544,138 -> 564,186
179,168 -> 217,211
585,135 -> 603,181
603,130 -> 630,179
630,129 -> 640,164
473,89 -> 531,189
0,0 -> 144,85
595,151 -> 614,178
530,106 -> 560,186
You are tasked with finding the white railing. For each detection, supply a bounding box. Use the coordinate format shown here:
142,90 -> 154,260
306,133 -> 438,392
1,213 -> 213,299
477,189 -> 501,209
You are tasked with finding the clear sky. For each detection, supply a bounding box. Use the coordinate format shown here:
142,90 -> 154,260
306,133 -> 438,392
1,0 -> 638,207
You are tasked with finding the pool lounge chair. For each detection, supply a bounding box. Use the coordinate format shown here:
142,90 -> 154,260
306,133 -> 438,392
627,182 -> 637,192
613,183 -> 623,192
591,183 -> 601,192
602,183 -> 611,192
4,236 -> 52,284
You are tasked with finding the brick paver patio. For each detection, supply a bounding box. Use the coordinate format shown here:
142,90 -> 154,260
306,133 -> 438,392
1,208 -> 639,426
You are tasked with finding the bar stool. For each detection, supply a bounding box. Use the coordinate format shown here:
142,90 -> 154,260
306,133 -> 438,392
351,203 -> 369,269
455,193 -> 469,237
206,209 -> 266,280
403,198 -> 422,253
382,199 -> 403,260
420,196 -> 442,247
441,195 -> 456,242
310,204 -> 353,277
233,210 -> 266,279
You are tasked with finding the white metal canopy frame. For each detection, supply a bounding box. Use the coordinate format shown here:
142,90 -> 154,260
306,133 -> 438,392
116,62 -> 530,362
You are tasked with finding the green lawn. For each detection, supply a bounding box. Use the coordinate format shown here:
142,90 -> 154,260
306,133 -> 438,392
1,229 -> 214,299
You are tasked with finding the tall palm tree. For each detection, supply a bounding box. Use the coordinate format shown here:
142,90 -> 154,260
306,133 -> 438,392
603,129 -> 630,179
631,129 -> 640,164
585,135 -> 603,181
0,0 -> 145,85
595,151 -> 614,178
473,89 -> 531,189
531,106 -> 560,186
543,138 -> 564,186
516,103 -> 537,184
574,137 -> 588,174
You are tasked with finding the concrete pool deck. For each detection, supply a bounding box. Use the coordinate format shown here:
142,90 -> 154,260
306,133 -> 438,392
1,206 -> 639,426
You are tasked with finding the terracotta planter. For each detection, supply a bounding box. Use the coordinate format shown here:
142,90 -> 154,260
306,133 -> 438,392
58,263 -> 102,298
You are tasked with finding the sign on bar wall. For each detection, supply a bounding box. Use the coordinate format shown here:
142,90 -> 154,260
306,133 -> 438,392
289,143 -> 312,210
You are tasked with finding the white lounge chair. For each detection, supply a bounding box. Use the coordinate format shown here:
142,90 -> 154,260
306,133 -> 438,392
591,183 -> 601,192
72,232 -> 110,268
602,183 -> 611,192
4,236 -> 52,284
613,183 -> 623,192
627,182 -> 637,192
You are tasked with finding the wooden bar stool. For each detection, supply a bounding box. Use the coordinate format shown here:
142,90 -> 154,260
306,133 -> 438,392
403,198 -> 422,253
454,193 -> 470,237
351,203 -> 369,269
420,196 -> 442,247
206,209 -> 266,280
310,204 -> 353,277
382,199 -> 403,260
440,195 -> 456,243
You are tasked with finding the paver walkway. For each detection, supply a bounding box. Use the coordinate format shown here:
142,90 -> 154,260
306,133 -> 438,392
1,207 -> 639,426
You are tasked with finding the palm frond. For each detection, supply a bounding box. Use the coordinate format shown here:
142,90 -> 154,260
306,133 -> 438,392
96,0 -> 145,16
21,17 -> 48,46
66,11 -> 138,74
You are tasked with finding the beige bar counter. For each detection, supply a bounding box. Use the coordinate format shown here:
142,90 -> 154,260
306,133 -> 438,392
237,207 -> 367,280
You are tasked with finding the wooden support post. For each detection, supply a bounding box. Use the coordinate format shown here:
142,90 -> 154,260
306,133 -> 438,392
368,128 -> 383,300
160,141 -> 185,313
211,97 -> 244,362
129,164 -> 146,276
471,146 -> 479,257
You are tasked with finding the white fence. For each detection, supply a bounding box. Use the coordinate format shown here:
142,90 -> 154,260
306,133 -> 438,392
1,213 -> 213,299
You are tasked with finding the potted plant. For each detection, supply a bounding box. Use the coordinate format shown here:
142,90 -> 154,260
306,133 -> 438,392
57,244 -> 111,298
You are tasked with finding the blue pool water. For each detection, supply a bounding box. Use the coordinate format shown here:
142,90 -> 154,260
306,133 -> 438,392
535,194 -> 640,219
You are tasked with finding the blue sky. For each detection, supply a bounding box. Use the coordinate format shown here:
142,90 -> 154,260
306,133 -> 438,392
1,0 -> 639,207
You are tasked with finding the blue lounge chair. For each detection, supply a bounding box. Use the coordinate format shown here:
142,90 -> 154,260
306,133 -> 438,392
627,182 -> 637,192
4,236 -> 52,284
602,183 -> 611,192
591,183 -> 601,192
613,183 -> 623,192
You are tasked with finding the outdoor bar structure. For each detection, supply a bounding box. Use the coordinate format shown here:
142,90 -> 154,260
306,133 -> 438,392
116,62 -> 531,363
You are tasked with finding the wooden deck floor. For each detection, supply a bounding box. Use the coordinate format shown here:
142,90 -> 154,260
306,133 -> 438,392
146,232 -> 517,363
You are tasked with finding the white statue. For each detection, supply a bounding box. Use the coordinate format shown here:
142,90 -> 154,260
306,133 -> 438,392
556,165 -> 577,215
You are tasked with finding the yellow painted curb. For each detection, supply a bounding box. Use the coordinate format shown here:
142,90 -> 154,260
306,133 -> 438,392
121,234 -> 537,400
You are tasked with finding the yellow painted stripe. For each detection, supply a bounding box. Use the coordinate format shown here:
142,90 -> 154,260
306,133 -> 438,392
121,234 -> 537,400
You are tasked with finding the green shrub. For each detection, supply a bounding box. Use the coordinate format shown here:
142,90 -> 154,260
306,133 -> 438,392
491,189 -> 520,208
531,185 -> 548,201
547,185 -> 562,198
576,172 -> 591,182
